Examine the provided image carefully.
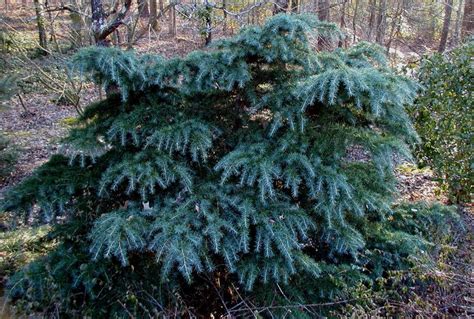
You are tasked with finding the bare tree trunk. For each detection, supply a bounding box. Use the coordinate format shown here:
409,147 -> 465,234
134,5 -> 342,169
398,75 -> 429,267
273,0 -> 289,14
367,0 -> 376,41
168,3 -> 176,37
91,0 -> 107,45
453,0 -> 464,46
317,0 -> 329,21
462,0 -> 474,40
338,0 -> 347,47
438,0 -> 453,52
5,0 -> 9,12
352,0 -> 359,43
204,0 -> 212,45
288,0 -> 298,12
223,0 -> 227,32
159,0 -> 163,12
252,0 -> 256,23
427,0 -> 436,43
138,0 -> 149,17
91,0 -> 132,46
69,0 -> 85,48
386,0 -> 403,52
317,0 -> 330,49
33,0 -> 48,51
149,0 -> 158,30
44,0 -> 60,51
375,0 -> 387,45
112,29 -> 121,46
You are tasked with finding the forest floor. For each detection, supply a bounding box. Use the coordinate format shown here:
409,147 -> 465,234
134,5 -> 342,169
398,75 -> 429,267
0,11 -> 473,318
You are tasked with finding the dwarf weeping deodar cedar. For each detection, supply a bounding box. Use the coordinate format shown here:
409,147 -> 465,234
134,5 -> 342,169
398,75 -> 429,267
2,14 -> 458,317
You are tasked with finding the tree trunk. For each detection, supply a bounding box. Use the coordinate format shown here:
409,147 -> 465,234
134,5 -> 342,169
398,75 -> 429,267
273,0 -> 289,14
91,0 -> 132,46
317,0 -> 330,49
44,0 -> 60,51
352,0 -> 359,43
91,0 -> 108,45
169,4 -> 176,37
33,0 -> 48,51
204,0 -> 212,45
149,0 -> 158,30
375,0 -> 387,45
338,0 -> 347,47
159,0 -> 163,12
138,0 -> 149,17
112,29 -> 122,46
69,0 -> 84,48
367,0 -> 376,41
462,0 -> 474,40
438,0 -> 453,52
223,0 -> 227,32
287,0 -> 298,13
426,0 -> 436,43
317,0 -> 330,21
453,0 -> 464,46
385,0 -> 403,52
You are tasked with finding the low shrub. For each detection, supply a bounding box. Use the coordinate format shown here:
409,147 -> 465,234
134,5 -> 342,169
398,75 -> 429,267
0,134 -> 17,180
0,75 -> 18,180
410,42 -> 473,202
0,225 -> 51,280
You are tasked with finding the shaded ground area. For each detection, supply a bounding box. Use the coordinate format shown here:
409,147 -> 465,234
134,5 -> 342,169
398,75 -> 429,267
0,95 -> 76,194
395,166 -> 473,316
432,207 -> 473,317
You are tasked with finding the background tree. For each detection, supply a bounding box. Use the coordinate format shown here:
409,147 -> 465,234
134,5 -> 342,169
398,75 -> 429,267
462,0 -> 474,39
138,0 -> 149,17
452,0 -> 465,46
3,0 -> 469,54
91,0 -> 132,46
317,0 -> 330,48
168,1 -> 176,37
33,0 -> 48,51
367,0 -> 377,41
439,0 -> 454,52
149,0 -> 158,30
375,0 -> 387,45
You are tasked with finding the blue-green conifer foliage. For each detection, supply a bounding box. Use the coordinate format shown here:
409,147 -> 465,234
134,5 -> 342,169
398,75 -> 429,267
2,14 -> 459,317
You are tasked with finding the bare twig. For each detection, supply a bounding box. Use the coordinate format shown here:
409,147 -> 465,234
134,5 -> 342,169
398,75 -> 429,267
16,93 -> 29,114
